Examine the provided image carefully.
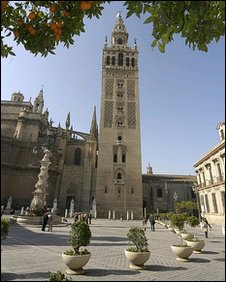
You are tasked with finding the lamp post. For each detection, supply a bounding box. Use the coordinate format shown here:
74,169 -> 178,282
173,191 -> 178,213
192,181 -> 201,222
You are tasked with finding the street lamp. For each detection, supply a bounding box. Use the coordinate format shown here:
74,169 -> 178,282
173,191 -> 178,213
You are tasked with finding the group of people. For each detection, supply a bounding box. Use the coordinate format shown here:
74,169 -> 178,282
142,213 -> 156,231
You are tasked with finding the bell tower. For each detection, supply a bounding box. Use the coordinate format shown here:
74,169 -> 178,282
95,13 -> 143,219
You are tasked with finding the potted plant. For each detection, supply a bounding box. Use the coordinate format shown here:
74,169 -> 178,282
171,213 -> 193,239
185,215 -> 205,253
124,227 -> 150,269
47,270 -> 72,281
170,214 -> 193,261
62,221 -> 92,275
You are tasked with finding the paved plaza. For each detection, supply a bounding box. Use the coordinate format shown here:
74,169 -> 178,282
1,216 -> 225,281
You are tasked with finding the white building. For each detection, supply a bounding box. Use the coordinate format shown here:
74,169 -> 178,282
194,122 -> 225,225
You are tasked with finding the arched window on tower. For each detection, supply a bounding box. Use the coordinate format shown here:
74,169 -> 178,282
106,56 -> 110,65
74,148 -> 81,165
118,53 -> 123,66
126,57 -> 130,66
117,38 -> 123,44
131,58 -> 135,67
112,56 -> 115,65
117,172 -> 122,179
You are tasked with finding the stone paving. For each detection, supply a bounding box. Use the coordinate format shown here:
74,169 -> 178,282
1,216 -> 225,281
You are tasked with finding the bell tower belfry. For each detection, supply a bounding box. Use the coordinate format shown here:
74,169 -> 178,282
95,13 -> 143,219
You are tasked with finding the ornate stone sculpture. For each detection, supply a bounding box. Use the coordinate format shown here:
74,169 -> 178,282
30,148 -> 51,214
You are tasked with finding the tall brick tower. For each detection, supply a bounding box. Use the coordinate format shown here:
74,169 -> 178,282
95,13 -> 143,219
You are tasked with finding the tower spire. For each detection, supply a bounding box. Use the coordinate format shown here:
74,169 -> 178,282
65,112 -> 70,130
90,106 -> 98,140
111,12 -> 128,46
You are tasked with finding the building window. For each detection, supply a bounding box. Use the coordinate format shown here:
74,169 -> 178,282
216,163 -> 223,182
157,188 -> 163,198
112,56 -> 115,65
117,173 -> 122,179
74,148 -> 81,165
113,154 -> 117,163
122,154 -> 126,163
126,57 -> 130,66
117,38 -> 123,44
211,193 -> 218,213
106,56 -> 110,65
204,194 -> 210,213
131,187 -> 134,194
131,58 -> 135,67
104,186 -> 108,193
118,53 -> 123,66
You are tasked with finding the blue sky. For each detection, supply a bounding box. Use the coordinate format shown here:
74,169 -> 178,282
1,1 -> 225,175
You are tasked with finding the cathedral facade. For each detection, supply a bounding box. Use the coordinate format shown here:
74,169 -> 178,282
1,15 -> 196,219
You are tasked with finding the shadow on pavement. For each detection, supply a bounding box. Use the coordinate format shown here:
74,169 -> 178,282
145,265 -> 187,271
1,271 -> 48,281
190,258 -> 211,263
84,268 -> 140,276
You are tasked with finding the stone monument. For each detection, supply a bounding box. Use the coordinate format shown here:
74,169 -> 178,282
30,148 -> 51,215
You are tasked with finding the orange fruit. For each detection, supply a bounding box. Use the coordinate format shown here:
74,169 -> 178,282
28,11 -> 37,20
16,18 -> 24,26
1,1 -> 8,13
49,22 -> 57,31
56,22 -> 63,28
80,1 -> 92,10
50,4 -> 57,13
13,30 -> 20,38
63,10 -> 70,17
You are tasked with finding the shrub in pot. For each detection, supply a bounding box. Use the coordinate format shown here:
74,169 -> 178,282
124,227 -> 150,269
170,214 -> 193,261
62,221 -> 92,275
185,215 -> 205,253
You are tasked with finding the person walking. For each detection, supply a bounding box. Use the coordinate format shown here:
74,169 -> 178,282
41,210 -> 49,231
149,213 -> 156,231
201,217 -> 211,238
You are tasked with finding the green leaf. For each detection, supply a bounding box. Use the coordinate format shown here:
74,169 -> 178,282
161,33 -> 169,44
158,42 -> 165,53
198,43 -> 208,52
151,39 -> 157,48
144,16 -> 153,24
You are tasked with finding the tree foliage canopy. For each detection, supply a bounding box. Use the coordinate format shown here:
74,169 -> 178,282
1,1 -> 225,58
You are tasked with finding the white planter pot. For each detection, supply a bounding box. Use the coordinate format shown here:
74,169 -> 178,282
180,233 -> 194,240
124,250 -> 150,269
185,240 -> 205,253
62,253 -> 91,274
171,245 -> 193,261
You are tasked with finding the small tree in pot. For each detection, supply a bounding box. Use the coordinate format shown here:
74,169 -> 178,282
62,221 -> 92,275
170,214 -> 193,261
125,227 -> 150,269
185,215 -> 205,253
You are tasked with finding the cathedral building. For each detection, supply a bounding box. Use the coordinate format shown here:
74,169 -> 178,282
1,15 -> 196,219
